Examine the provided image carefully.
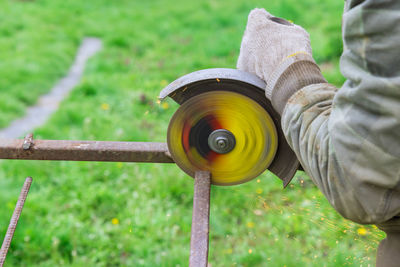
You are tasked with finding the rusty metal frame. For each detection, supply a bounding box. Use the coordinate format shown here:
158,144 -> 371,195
0,177 -> 33,267
0,135 -> 211,267
190,171 -> 211,267
0,138 -> 174,163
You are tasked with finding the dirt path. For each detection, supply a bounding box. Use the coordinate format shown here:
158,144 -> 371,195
0,37 -> 102,139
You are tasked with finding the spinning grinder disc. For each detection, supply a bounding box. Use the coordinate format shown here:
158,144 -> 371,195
167,91 -> 278,185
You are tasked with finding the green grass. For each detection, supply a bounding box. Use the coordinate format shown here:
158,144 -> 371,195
0,0 -> 381,266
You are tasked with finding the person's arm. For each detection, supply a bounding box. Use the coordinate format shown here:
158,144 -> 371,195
282,0 -> 400,224
238,1 -> 400,225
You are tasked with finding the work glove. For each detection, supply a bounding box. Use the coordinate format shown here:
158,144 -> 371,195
237,8 -> 326,114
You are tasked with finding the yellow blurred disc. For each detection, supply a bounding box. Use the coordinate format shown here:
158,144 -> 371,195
167,91 -> 278,185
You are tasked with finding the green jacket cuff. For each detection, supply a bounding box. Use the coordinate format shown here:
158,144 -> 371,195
266,53 -> 327,114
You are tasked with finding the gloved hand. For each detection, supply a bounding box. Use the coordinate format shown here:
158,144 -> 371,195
237,8 -> 326,114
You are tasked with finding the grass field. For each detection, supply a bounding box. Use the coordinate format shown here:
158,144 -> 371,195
0,0 -> 383,266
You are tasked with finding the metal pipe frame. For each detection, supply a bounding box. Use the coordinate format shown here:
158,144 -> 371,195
0,137 -> 212,267
0,138 -> 174,163
190,171 -> 211,267
0,177 -> 33,267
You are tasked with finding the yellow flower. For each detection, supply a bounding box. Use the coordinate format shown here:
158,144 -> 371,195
357,227 -> 368,236
111,218 -> 119,225
256,188 -> 263,194
223,248 -> 233,254
101,103 -> 110,110
248,249 -> 253,254
246,222 -> 255,228
160,80 -> 168,87
161,102 -> 169,110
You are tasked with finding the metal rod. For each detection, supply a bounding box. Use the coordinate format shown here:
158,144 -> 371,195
189,171 -> 211,267
0,177 -> 33,267
0,139 -> 174,163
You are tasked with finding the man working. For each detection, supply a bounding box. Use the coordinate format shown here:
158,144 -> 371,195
237,1 -> 400,266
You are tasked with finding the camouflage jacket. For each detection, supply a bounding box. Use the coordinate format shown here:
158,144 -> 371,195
282,0 -> 400,230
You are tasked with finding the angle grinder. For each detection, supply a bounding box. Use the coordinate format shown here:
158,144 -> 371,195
159,68 -> 299,186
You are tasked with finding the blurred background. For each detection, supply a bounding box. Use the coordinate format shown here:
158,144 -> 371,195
0,0 -> 383,266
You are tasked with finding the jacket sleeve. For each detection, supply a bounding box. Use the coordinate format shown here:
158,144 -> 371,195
281,0 -> 400,224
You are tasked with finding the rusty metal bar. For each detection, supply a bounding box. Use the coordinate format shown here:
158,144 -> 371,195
189,171 -> 211,267
0,139 -> 174,163
0,177 -> 33,267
